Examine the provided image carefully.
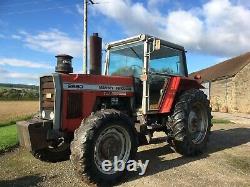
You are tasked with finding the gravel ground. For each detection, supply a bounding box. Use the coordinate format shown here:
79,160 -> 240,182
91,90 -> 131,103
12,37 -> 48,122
0,114 -> 250,187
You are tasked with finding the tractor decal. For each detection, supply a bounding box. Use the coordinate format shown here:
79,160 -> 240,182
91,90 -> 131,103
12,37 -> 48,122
63,83 -> 134,92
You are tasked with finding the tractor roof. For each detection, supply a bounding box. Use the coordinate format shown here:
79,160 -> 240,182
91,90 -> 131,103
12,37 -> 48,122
106,34 -> 185,51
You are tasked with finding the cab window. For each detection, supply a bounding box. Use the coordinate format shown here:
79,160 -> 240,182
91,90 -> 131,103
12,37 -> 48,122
149,45 -> 184,76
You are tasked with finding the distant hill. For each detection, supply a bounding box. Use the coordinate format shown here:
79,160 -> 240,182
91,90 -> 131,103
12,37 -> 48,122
0,83 -> 39,101
0,83 -> 38,90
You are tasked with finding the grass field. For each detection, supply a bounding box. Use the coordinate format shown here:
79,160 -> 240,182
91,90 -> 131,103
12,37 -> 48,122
0,125 -> 18,152
212,118 -> 232,124
0,101 -> 39,125
0,101 -> 39,152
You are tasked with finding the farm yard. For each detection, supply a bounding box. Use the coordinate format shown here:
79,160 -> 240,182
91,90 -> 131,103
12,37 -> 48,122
0,112 -> 249,187
1,0 -> 250,186
0,101 -> 39,152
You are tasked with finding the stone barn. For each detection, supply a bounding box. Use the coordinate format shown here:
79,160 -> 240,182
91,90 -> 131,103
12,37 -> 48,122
190,52 -> 250,113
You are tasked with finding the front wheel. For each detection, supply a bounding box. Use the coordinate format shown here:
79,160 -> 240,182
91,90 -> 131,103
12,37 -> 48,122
169,89 -> 212,156
70,109 -> 138,185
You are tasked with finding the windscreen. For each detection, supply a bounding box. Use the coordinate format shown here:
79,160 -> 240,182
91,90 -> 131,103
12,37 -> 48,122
109,42 -> 144,77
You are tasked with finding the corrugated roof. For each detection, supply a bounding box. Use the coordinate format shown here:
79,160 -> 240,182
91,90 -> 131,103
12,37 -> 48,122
189,52 -> 250,82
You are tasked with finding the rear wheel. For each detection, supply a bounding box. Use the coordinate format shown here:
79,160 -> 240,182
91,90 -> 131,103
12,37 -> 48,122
70,109 -> 138,185
169,89 -> 212,156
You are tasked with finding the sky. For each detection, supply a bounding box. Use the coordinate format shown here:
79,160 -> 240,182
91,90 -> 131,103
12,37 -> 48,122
0,0 -> 250,85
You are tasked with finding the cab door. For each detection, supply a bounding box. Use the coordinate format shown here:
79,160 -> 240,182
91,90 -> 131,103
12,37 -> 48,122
148,45 -> 185,111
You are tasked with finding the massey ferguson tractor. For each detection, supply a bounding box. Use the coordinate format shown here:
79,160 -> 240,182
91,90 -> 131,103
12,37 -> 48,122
17,34 -> 212,184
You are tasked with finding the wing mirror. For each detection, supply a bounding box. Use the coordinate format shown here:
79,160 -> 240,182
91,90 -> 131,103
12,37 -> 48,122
153,39 -> 161,51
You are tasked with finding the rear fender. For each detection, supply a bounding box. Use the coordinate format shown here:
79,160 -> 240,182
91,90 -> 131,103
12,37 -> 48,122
159,77 -> 203,113
178,77 -> 204,91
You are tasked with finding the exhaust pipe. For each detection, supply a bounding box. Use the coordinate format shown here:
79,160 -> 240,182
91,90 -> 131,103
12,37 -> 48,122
90,33 -> 102,75
55,54 -> 73,74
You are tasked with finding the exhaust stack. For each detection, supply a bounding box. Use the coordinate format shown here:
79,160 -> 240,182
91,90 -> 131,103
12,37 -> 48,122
55,54 -> 73,74
90,33 -> 102,75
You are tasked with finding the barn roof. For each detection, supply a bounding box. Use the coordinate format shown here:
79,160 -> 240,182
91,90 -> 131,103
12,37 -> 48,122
189,52 -> 250,82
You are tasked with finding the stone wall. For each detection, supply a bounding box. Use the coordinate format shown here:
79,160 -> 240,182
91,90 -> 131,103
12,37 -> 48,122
209,63 -> 250,113
210,77 -> 236,113
234,63 -> 250,113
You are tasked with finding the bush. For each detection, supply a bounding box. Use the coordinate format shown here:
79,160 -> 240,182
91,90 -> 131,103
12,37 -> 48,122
0,88 -> 38,101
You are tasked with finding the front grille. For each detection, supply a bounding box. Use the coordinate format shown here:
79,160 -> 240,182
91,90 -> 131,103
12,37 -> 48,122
40,76 -> 54,115
67,93 -> 82,119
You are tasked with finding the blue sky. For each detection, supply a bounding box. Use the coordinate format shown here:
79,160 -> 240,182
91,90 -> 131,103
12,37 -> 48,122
0,0 -> 250,85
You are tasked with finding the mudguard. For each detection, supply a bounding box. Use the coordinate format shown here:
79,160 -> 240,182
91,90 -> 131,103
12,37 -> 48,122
159,77 -> 203,113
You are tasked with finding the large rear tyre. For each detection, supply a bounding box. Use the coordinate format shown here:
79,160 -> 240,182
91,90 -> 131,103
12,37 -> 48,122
169,89 -> 212,156
70,109 -> 138,185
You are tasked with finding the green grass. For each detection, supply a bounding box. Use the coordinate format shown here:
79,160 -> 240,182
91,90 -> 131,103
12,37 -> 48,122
0,115 -> 34,127
0,86 -> 8,89
212,118 -> 233,124
0,124 -> 18,152
0,115 -> 34,152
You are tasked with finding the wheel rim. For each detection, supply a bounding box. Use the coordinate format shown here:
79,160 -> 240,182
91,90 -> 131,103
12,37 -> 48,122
188,102 -> 208,144
94,125 -> 131,175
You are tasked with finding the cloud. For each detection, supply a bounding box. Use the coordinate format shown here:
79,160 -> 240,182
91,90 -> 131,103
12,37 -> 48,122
0,19 -> 8,28
94,0 -> 165,36
236,0 -> 250,7
0,58 -> 53,69
5,72 -> 38,80
11,34 -> 21,39
200,0 -> 250,56
92,0 -> 250,57
147,0 -> 169,10
0,67 -> 8,73
14,29 -> 82,57
76,4 -> 83,15
0,67 -> 39,81
166,10 -> 203,49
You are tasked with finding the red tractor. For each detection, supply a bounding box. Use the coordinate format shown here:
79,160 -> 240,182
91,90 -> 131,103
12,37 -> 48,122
17,34 -> 212,184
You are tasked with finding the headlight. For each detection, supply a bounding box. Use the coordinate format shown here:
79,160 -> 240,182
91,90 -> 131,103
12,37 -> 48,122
41,110 -> 45,118
50,112 -> 54,120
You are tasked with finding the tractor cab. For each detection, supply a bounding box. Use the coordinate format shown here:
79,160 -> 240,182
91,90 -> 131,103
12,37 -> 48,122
104,34 -> 188,113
